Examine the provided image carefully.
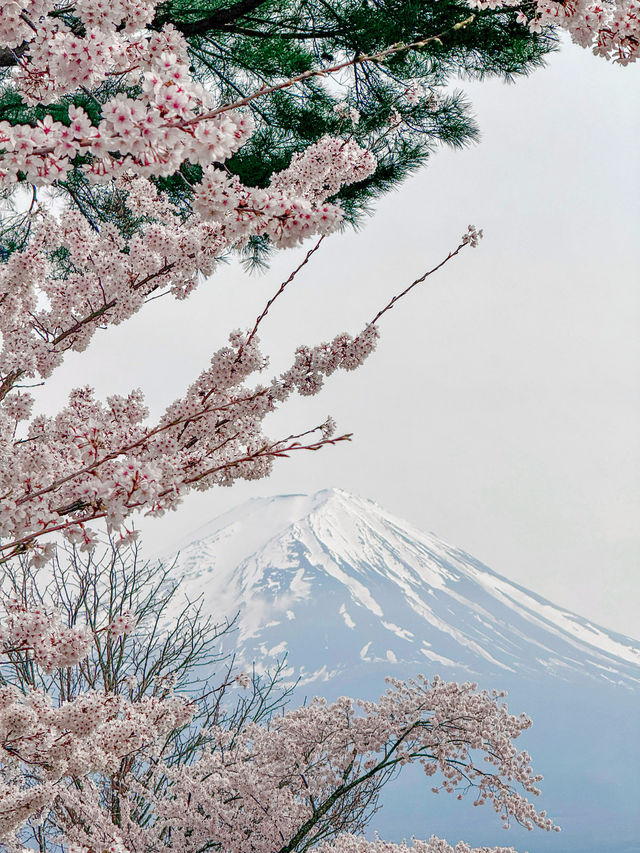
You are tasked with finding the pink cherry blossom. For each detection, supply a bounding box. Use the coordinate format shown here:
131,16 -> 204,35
466,0 -> 639,65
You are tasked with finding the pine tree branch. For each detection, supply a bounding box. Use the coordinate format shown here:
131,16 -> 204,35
154,0 -> 274,35
215,25 -> 345,39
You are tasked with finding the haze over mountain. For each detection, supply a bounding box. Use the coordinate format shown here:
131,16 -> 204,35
165,489 -> 640,853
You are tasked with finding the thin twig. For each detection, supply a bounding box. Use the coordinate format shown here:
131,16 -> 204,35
369,237 -> 470,327
237,235 -> 325,362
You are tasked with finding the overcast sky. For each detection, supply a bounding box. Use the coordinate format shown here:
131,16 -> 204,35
36,38 -> 640,637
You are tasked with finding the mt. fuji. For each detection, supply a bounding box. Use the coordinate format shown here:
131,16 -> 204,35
167,488 -> 638,687
165,489 -> 640,853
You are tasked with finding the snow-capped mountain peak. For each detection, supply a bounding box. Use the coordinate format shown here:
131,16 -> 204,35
167,488 -> 640,688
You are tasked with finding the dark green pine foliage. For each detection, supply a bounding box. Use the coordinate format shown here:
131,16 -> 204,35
0,1 -> 556,263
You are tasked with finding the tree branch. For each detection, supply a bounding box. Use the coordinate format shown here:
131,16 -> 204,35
154,0 -> 274,36
216,25 -> 346,39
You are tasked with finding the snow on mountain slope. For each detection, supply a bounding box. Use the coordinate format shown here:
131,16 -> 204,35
167,488 -> 640,689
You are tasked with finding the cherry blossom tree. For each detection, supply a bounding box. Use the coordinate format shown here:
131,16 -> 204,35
0,542 -> 558,851
0,543 -> 294,847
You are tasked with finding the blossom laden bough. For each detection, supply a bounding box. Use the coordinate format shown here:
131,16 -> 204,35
0,598 -> 92,670
59,675 -> 558,850
0,221 -> 484,566
467,0 -> 639,64
0,139 -> 375,391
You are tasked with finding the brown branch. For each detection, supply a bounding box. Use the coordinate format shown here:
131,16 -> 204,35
0,263 -> 177,401
275,724 -> 422,853
50,300 -> 117,347
50,261 -> 175,347
162,431 -> 353,490
0,370 -> 25,404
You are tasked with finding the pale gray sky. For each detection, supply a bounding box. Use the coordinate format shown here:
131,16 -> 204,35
36,39 -> 640,637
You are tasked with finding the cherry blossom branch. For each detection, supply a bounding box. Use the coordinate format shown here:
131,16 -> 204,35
50,262 -> 175,349
175,430 -> 352,489
370,226 -> 483,326
0,224 -> 482,563
0,137 -> 375,402
0,427 -> 351,563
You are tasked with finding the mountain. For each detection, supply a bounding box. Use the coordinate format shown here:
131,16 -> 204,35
168,488 -> 639,688
166,489 -> 640,853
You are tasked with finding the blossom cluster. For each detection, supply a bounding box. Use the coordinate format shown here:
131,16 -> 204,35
0,137 -> 373,388
107,610 -> 136,638
467,0 -> 639,64
0,0 -> 377,192
334,101 -> 361,125
52,676 -> 556,852
0,599 -> 193,842
74,0 -> 157,31
0,1 -> 57,49
0,685 -> 192,840
69,843 -> 129,853
0,1 -> 157,50
0,599 -> 92,670
3,46 -> 252,184
2,2 -> 185,182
